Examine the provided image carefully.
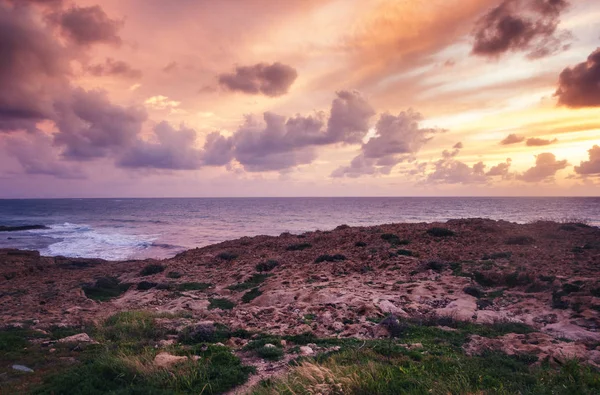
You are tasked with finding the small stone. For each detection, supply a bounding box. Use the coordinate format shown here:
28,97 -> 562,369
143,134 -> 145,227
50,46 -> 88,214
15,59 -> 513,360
264,343 -> 276,348
12,364 -> 34,373
332,321 -> 344,331
57,333 -> 96,344
280,340 -> 287,347
300,346 -> 314,356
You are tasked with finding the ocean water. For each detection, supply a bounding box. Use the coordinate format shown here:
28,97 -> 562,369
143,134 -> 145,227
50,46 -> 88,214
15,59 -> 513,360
0,197 -> 598,261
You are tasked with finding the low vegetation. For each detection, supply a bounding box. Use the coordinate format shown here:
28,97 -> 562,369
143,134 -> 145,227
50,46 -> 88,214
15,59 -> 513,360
505,236 -> 535,245
176,282 -> 212,291
242,287 -> 263,303
140,264 -> 166,276
228,273 -> 270,291
217,251 -> 239,261
426,227 -> 456,237
82,276 -> 131,301
286,243 -> 312,251
314,254 -> 346,263
208,298 -> 236,310
255,260 -> 279,272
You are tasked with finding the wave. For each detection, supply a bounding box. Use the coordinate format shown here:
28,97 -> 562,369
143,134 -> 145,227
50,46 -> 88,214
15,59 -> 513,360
31,222 -> 156,261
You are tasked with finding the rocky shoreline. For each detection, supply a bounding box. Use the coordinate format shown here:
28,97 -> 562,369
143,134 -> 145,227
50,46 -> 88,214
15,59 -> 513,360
1,218 -> 600,393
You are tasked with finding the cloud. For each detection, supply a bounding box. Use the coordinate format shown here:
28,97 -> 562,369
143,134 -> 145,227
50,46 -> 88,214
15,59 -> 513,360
425,147 -> 488,184
4,132 -> 84,179
331,109 -> 443,178
574,145 -> 600,176
162,61 -> 178,73
201,131 -> 235,166
525,137 -> 557,146
500,133 -> 525,145
472,0 -> 570,59
517,152 -> 568,182
53,5 -> 123,46
53,88 -> 147,161
555,48 -> 600,108
144,95 -> 182,112
0,2 -> 70,132
453,142 -> 464,149
218,62 -> 298,97
87,58 -> 142,79
118,122 -> 204,170
486,158 -> 512,178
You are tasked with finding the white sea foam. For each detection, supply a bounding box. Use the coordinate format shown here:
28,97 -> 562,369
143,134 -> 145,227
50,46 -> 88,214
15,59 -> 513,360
32,223 -> 156,260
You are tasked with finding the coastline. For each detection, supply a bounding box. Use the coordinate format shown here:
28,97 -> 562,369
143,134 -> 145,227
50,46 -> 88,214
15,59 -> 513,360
2,218 -> 600,393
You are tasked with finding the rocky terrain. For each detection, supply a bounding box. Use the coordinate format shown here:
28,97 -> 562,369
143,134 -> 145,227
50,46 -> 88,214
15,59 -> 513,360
1,218 -> 600,394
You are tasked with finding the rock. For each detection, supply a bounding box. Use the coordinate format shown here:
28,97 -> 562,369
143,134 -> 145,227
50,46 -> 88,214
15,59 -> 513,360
12,364 -> 34,373
280,340 -> 287,347
57,333 -> 96,343
154,352 -> 187,368
378,300 -> 406,316
300,346 -> 314,356
332,321 -> 344,331
264,343 -> 276,348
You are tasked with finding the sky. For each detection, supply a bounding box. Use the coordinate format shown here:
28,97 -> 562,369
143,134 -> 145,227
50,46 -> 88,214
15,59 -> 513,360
0,0 -> 599,198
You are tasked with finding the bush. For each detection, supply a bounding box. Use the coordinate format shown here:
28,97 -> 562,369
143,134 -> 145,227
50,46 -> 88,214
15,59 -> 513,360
166,271 -> 182,279
354,241 -> 367,247
208,298 -> 235,310
396,249 -> 413,257
139,264 -> 165,276
242,288 -> 262,303
505,236 -> 535,245
228,273 -> 270,291
256,345 -> 284,361
315,254 -> 346,263
217,252 -> 238,261
425,260 -> 446,272
136,281 -> 157,290
102,311 -> 163,344
286,243 -> 312,251
464,286 -> 484,298
256,260 -> 279,272
552,291 -> 570,309
82,277 -> 131,301
426,227 -> 455,237
483,252 -> 512,260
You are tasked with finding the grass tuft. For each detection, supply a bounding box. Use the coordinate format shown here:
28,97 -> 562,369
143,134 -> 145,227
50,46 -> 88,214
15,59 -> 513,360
140,264 -> 165,276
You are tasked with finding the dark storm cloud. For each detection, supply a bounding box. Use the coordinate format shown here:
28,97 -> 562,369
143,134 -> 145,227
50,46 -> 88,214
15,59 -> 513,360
218,62 -> 298,97
472,0 -> 570,59
517,152 -> 568,182
53,5 -> 123,46
500,133 -> 525,145
118,122 -> 204,170
574,145 -> 600,176
525,137 -> 557,146
87,58 -> 142,79
0,2 -> 70,132
331,110 -> 442,178
555,48 -> 600,108
53,89 -> 147,161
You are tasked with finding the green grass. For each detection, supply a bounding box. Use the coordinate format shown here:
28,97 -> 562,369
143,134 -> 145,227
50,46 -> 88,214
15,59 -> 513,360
140,264 -> 165,276
228,273 -> 270,291
286,243 -> 312,251
208,298 -> 236,310
176,282 -> 212,291
241,288 -> 262,303
253,349 -> 600,394
82,277 -> 131,301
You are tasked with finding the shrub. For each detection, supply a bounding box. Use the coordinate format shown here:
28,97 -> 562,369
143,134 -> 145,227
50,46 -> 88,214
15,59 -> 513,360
354,241 -> 367,247
208,298 -> 235,310
256,260 -> 279,272
505,236 -> 535,245
483,252 -> 512,260
381,233 -> 400,244
256,345 -> 284,361
217,252 -> 238,261
166,271 -> 182,279
315,254 -> 347,263
426,227 -> 455,237
562,283 -> 583,294
396,249 -> 413,257
464,286 -> 484,298
136,281 -> 157,290
102,311 -> 163,344
139,264 -> 165,276
425,260 -> 446,272
477,299 -> 494,309
552,291 -> 570,309
242,288 -> 262,303
286,243 -> 312,251
335,224 -> 350,230
228,273 -> 270,291
82,277 -> 131,301
379,315 -> 406,338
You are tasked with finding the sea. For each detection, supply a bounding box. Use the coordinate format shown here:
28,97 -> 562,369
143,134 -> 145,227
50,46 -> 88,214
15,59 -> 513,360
0,197 -> 598,261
